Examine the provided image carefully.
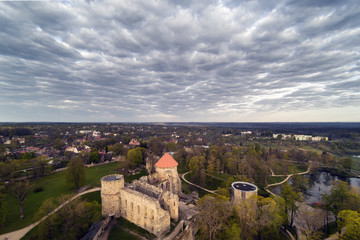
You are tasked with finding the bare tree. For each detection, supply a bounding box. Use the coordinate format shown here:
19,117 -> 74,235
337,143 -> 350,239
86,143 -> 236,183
297,206 -> 326,240
9,180 -> 32,220
196,195 -> 232,240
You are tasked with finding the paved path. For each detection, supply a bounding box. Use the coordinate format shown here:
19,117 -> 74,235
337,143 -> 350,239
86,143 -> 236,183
180,172 -> 217,195
0,188 -> 101,240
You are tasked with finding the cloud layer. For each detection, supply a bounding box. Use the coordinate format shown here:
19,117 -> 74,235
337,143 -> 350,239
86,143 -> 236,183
0,0 -> 359,122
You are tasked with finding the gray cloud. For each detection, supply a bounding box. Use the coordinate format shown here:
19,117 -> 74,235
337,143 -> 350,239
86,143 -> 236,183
0,0 -> 359,122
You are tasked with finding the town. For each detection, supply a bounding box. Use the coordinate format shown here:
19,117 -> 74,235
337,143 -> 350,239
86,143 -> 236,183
0,122 -> 359,240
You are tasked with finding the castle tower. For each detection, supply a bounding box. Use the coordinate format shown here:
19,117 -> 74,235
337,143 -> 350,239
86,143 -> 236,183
155,153 -> 181,194
101,174 -> 124,217
231,181 -> 258,205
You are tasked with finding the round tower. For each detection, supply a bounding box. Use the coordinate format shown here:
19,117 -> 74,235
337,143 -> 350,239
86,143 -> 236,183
231,181 -> 258,205
101,174 -> 124,217
155,153 -> 181,194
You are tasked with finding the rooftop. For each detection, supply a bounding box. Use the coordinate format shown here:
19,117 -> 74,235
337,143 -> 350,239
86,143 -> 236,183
232,182 -> 257,191
155,153 -> 178,168
103,175 -> 122,181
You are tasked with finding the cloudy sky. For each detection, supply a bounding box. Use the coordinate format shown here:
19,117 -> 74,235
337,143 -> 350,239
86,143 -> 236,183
1,0 -> 359,122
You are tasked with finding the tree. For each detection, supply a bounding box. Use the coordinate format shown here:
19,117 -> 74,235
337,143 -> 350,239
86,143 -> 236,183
31,156 -> 51,179
337,210 -> 360,240
322,181 -> 360,222
37,195 -> 101,240
339,157 -> 353,172
109,143 -> 124,156
89,148 -> 99,164
9,180 -> 32,220
292,175 -> 309,193
66,157 -> 86,189
234,196 -> 284,240
280,181 -> 303,226
297,206 -> 326,240
0,184 -> 6,227
126,147 -> 144,168
196,195 -> 232,240
165,142 -> 177,152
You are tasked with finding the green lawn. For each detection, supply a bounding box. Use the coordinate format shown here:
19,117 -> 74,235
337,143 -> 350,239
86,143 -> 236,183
115,217 -> 156,240
1,162 -> 119,234
108,224 -> 141,240
272,161 -> 308,175
267,176 -> 287,184
184,173 -> 224,191
181,179 -> 213,198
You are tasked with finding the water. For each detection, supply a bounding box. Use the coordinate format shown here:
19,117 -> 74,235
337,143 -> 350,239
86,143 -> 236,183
271,171 -> 360,204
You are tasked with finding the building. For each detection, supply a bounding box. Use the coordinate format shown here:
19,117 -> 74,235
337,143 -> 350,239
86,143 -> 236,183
231,181 -> 258,205
147,153 -> 182,194
101,153 -> 181,236
129,139 -> 140,146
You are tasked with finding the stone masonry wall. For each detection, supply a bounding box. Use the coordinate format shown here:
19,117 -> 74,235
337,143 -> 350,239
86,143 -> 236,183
120,188 -> 170,236
101,175 -> 124,217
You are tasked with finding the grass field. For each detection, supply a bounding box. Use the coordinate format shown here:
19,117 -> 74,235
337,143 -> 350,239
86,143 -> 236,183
184,173 -> 225,191
112,217 -> 156,240
272,161 -> 308,175
181,179 -> 212,198
267,176 -> 287,184
1,162 -> 119,234
108,224 -> 141,240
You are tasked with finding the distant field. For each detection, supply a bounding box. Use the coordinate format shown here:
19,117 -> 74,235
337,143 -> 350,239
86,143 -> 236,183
1,162 -> 118,234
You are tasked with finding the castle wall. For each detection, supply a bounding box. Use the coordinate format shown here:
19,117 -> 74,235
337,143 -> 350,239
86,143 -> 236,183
101,160 -> 182,237
101,175 -> 124,217
161,191 -> 179,220
155,166 -> 181,194
120,188 -> 170,236
132,180 -> 179,220
231,182 -> 258,205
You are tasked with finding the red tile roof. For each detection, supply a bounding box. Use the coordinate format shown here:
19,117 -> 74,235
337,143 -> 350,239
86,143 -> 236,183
155,153 -> 178,168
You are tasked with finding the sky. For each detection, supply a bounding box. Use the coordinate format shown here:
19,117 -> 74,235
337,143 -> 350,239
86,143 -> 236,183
0,0 -> 359,122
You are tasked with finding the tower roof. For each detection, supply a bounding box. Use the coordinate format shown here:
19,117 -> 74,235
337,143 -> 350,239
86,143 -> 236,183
155,153 -> 178,168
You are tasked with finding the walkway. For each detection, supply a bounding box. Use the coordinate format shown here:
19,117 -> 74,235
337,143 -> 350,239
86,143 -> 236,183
265,164 -> 312,195
180,172 -> 217,195
0,188 -> 101,240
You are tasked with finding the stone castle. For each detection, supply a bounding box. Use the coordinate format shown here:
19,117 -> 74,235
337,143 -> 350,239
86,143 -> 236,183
101,153 -> 182,236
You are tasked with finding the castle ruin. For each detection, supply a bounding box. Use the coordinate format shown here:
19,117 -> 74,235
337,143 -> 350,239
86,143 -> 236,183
101,153 -> 182,236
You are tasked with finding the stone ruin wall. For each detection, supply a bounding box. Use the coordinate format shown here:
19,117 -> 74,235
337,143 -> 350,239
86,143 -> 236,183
120,187 -> 170,236
232,188 -> 258,205
101,175 -> 124,217
132,180 -> 179,220
161,190 -> 179,220
154,166 -> 182,194
101,175 -> 176,236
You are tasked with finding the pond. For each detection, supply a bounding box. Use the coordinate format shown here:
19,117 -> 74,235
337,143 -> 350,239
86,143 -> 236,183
270,171 -> 360,204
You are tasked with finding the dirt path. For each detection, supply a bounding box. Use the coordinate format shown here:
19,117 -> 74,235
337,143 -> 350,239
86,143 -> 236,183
265,164 -> 312,195
0,188 -> 101,240
181,172 -> 217,195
